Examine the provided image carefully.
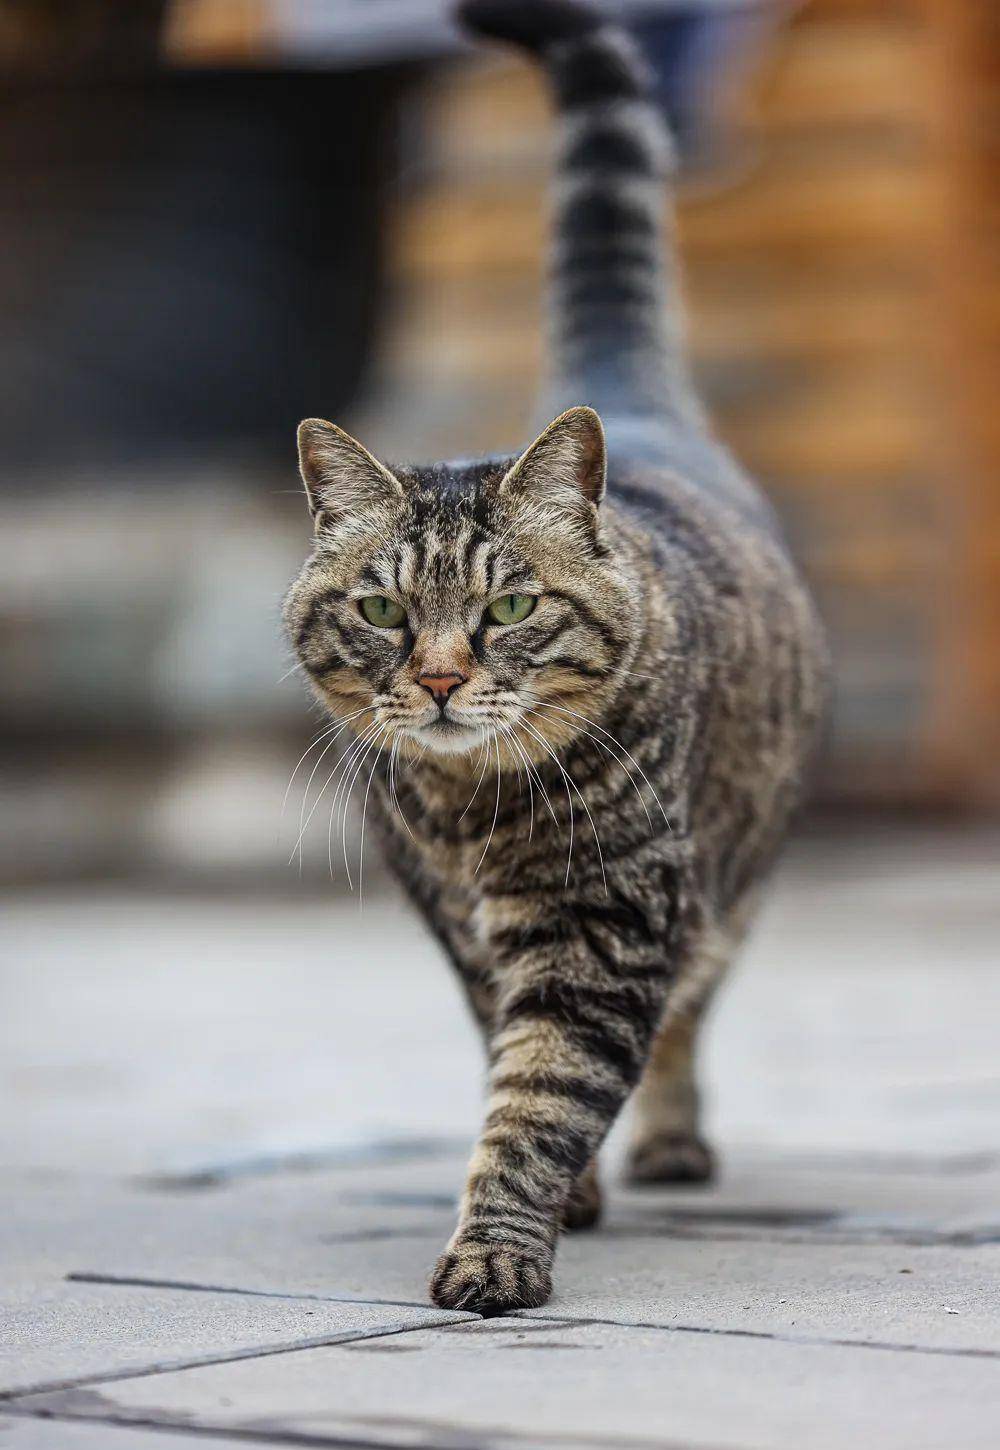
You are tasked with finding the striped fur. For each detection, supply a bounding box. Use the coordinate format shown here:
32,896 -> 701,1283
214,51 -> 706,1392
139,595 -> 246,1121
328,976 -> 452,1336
282,0 -> 828,1315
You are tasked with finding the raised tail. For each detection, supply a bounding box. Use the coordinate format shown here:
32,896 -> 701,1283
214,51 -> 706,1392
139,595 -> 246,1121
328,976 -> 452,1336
457,0 -> 703,446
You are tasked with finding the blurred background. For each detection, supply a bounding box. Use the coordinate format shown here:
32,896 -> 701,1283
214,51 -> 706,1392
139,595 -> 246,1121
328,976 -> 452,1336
0,3 -> 997,1175
2,0 -> 998,888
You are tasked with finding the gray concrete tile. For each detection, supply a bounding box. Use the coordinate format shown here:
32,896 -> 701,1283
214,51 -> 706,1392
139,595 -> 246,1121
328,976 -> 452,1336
8,1149 -> 995,1354
4,830 -> 998,1182
1,1168 -> 455,1311
3,832 -> 999,1448
0,891 -> 481,1176
0,1280 -> 472,1399
699,839 -> 1000,1158
611,1149 -> 1000,1235
16,1318 -> 1000,1450
0,1416 -> 265,1449
74,1229 -> 998,1357
527,1236 -> 1000,1353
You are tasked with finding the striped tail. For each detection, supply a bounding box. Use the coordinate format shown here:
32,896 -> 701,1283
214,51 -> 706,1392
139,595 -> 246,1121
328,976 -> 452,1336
457,0 -> 703,447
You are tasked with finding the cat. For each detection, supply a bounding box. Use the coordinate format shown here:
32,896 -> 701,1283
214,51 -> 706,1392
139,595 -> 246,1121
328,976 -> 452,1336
283,0 -> 828,1315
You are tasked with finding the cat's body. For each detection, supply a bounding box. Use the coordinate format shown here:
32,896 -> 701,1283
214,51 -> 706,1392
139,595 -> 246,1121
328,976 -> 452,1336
284,0 -> 827,1313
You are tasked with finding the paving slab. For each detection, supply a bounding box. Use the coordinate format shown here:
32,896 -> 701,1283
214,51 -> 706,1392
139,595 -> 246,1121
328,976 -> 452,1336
7,1147 -> 996,1355
65,1233 -> 1000,1358
4,830 -> 998,1180
15,1317 -> 1000,1450
526,1235 -> 1000,1353
0,1416 -> 267,1449
3,831 -> 999,1449
1,1167 -> 454,1311
612,1150 -> 1000,1239
0,892 -> 481,1176
0,1278 -> 473,1400
9,1157 -> 988,1268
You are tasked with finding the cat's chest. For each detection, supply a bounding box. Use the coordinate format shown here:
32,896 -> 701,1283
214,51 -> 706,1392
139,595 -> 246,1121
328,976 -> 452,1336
378,772 -> 495,885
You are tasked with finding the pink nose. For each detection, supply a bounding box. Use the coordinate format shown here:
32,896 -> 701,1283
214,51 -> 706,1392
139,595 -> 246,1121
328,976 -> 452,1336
418,672 -> 467,705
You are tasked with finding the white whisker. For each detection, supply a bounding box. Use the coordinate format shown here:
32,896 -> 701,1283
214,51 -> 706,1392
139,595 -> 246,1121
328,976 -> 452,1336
528,708 -> 652,834
500,725 -> 533,843
518,719 -> 576,886
320,722 -> 382,879
280,709 -> 366,843
326,722 -> 383,884
388,737 -> 415,842
358,729 -> 391,905
527,697 -> 671,829
506,725 -> 559,835
292,708 -> 371,868
330,722 -> 385,881
520,717 -> 607,893
475,732 -> 503,874
288,717 -> 374,869
458,738 -> 491,822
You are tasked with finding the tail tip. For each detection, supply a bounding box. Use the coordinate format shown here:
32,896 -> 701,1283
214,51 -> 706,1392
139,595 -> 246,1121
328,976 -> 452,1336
455,0 -> 601,52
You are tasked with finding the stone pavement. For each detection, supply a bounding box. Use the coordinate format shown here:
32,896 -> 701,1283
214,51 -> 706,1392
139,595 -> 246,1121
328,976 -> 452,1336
1,827 -> 998,1448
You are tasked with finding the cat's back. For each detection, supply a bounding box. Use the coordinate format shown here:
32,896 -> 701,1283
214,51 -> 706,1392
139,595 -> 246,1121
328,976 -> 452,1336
606,439 -> 829,767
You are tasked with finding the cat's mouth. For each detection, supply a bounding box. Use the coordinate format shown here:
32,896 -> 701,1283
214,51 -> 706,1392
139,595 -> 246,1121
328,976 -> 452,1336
410,715 -> 487,756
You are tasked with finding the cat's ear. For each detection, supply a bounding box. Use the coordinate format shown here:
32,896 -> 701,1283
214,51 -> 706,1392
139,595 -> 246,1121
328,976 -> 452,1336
498,406 -> 606,511
297,419 -> 403,525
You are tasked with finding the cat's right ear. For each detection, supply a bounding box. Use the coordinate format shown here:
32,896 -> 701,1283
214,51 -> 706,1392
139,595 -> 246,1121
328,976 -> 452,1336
297,419 -> 403,528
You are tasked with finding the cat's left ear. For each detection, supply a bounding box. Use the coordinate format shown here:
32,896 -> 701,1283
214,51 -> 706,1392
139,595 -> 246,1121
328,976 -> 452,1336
498,406 -> 606,512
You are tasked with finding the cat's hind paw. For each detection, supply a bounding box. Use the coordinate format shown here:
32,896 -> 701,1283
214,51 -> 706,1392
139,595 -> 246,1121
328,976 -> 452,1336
562,1161 -> 602,1230
429,1237 -> 552,1316
625,1131 -> 715,1185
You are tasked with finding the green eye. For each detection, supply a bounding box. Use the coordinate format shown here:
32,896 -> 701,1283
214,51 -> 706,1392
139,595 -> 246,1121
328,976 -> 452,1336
359,595 -> 406,628
486,593 -> 537,627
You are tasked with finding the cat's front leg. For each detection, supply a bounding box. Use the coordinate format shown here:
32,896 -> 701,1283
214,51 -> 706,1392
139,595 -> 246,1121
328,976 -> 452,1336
430,888 -> 673,1314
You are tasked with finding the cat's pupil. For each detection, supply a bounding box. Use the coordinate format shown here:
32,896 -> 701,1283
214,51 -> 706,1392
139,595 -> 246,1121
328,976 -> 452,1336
360,595 -> 404,628
489,594 -> 534,625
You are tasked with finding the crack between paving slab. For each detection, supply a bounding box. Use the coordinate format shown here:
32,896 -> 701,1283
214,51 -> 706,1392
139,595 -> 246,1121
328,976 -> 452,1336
516,1312 -> 1000,1361
66,1271 -> 436,1312
138,1135 -> 470,1192
592,1224 -> 1000,1248
66,1271 -> 1000,1363
61,1272 -> 1000,1366
0,1310 -> 479,1405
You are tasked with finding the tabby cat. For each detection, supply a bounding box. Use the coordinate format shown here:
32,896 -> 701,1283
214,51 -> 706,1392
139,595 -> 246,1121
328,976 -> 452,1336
283,0 -> 827,1314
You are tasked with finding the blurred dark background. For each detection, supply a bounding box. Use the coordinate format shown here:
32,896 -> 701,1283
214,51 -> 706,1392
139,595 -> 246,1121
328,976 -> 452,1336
1,0 -> 998,886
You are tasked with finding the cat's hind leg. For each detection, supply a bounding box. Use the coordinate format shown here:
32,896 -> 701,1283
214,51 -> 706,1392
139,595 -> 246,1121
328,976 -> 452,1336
625,1012 -> 714,1183
562,1156 -> 601,1230
624,912 -> 744,1185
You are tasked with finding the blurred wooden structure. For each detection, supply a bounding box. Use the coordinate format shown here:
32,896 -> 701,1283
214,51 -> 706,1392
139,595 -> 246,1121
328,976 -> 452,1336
359,0 -> 998,807
11,0 -> 995,808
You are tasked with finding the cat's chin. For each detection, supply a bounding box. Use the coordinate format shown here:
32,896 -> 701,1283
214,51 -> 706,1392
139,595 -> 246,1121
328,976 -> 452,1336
407,719 -> 488,757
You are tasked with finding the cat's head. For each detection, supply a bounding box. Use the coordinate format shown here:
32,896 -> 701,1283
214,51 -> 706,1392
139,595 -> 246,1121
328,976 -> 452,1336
283,406 -> 636,760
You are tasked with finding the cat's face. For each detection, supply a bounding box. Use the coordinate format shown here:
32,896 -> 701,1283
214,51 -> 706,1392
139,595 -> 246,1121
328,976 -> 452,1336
283,408 -> 635,761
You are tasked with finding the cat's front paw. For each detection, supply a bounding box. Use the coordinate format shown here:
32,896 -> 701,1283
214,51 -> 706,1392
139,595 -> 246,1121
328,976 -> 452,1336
429,1237 -> 552,1316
